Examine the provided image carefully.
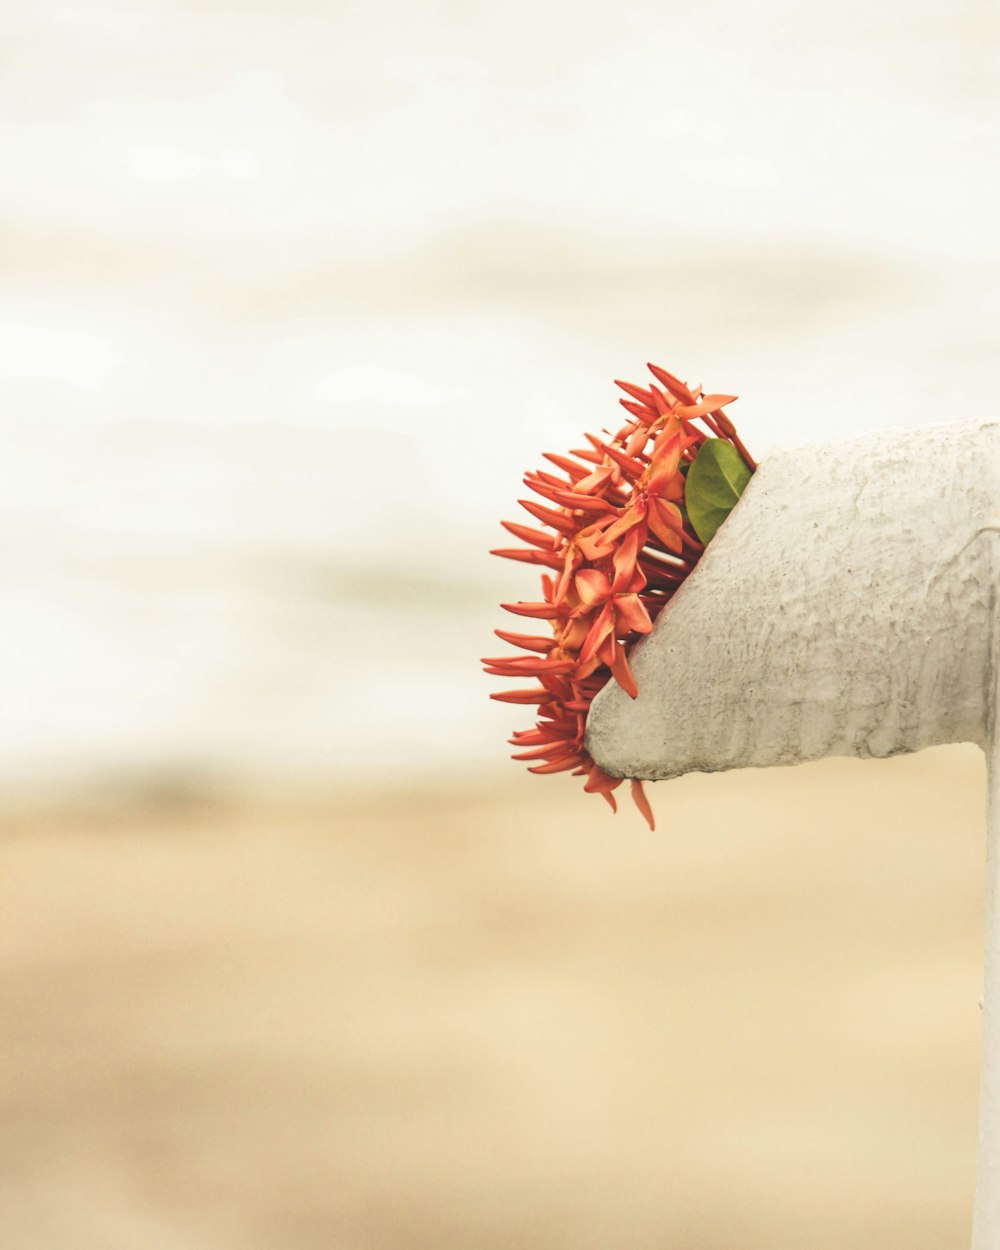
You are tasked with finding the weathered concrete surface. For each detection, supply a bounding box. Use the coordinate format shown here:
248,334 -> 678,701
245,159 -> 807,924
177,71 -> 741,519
587,417 -> 1000,781
588,416 -> 1000,1250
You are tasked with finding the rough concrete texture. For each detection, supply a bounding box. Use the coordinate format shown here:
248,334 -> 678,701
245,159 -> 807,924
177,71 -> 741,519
587,417 -> 1000,781
588,416 -> 1000,1250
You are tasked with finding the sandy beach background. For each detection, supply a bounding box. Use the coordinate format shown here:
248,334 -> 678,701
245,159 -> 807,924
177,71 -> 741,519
2,749 -> 988,1249
2,0 -> 998,1246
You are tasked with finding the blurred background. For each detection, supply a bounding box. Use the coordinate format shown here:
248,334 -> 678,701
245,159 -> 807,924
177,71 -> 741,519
1,1 -> 997,1246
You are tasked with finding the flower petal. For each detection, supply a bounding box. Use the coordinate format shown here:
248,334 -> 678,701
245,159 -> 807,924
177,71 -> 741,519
609,638 -> 639,698
490,547 -> 563,569
501,601 -> 560,619
500,520 -> 557,549
573,464 -> 615,494
646,362 -> 696,404
630,779 -> 655,831
490,687 -> 555,704
593,505 -> 644,549
614,378 -> 655,405
611,528 -> 642,592
528,755 -> 584,774
583,762 -> 623,794
674,394 -> 738,419
493,629 -> 555,654
518,498 -> 576,535
613,593 -> 652,636
579,602 -> 614,664
574,568 -> 611,607
646,501 -> 684,553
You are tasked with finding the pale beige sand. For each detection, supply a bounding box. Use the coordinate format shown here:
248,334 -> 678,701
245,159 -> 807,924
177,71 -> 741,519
0,746 -> 987,1249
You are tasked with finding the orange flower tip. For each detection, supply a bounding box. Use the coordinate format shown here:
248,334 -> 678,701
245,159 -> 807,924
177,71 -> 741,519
493,629 -> 554,653
500,520 -> 556,549
484,659 -> 575,677
501,600 -> 560,620
543,452 -> 588,480
601,441 -> 646,478
609,642 -> 639,699
630,779 -> 655,831
490,688 -> 555,705
618,398 -> 656,424
518,498 -> 577,535
490,547 -> 563,569
512,742 -> 576,762
646,362 -> 696,403
528,757 -> 581,775
614,379 -> 655,404
649,385 -> 671,417
544,487 -> 612,516
569,446 -> 603,465
481,653 -> 540,667
600,791 -> 618,813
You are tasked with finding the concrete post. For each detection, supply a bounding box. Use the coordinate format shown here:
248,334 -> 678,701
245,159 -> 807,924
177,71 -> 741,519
586,418 -> 1000,1248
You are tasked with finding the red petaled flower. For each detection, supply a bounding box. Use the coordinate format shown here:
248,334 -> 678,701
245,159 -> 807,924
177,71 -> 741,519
484,361 -> 755,830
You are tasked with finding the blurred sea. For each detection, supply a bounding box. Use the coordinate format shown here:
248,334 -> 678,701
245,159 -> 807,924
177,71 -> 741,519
1,0 -> 998,792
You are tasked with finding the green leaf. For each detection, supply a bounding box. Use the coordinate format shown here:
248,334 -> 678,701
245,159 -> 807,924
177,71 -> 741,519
684,439 -> 752,545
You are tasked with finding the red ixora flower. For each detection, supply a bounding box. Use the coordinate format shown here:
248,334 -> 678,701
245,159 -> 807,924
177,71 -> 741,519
483,361 -> 756,830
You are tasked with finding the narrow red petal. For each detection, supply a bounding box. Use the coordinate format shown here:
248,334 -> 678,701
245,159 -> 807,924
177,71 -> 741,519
613,593 -> 653,637
528,756 -> 584,774
482,657 -> 576,676
611,528 -> 642,592
490,547 -> 563,569
490,687 -> 555,704
595,439 -> 646,480
675,395 -> 737,420
646,362 -> 696,404
518,498 -> 577,535
625,424 -> 650,458
545,487 -> 616,516
542,452 -> 590,481
579,602 -> 614,664
500,520 -> 557,549
618,398 -> 657,425
583,763 -> 623,794
609,639 -> 639,699
573,464 -> 615,494
615,378 -> 655,405
512,742 -> 577,762
494,629 -> 555,654
595,507 -> 645,549
500,601 -> 559,619
569,446 -> 604,465
646,501 -> 685,554
630,779 -> 655,831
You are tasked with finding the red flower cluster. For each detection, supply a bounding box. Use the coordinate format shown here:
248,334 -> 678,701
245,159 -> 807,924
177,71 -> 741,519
484,362 -> 755,830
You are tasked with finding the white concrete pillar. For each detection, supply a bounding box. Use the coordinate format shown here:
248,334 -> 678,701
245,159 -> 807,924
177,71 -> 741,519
586,418 -> 1000,1247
